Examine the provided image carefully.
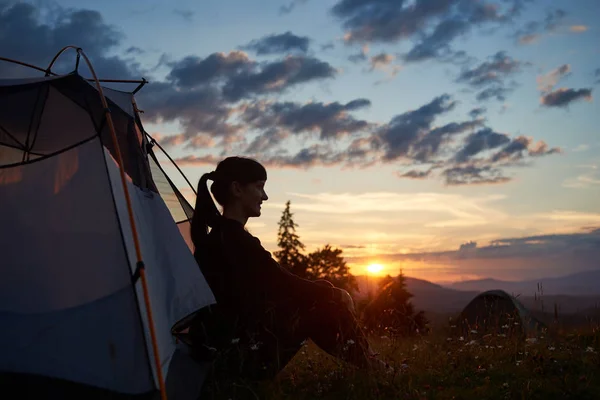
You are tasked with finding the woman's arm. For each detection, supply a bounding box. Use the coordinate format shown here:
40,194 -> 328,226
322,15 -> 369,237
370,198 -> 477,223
223,226 -> 341,305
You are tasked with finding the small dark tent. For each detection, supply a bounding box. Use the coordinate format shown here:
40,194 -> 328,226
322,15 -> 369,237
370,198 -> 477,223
458,290 -> 546,337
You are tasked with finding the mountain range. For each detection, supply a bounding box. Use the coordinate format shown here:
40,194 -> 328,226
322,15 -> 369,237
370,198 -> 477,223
352,269 -> 600,318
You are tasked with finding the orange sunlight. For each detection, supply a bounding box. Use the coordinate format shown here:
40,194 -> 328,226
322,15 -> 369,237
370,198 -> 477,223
366,263 -> 384,275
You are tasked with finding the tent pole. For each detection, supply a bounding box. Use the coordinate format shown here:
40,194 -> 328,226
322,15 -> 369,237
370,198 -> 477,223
145,132 -> 198,196
73,46 -> 168,400
0,56 -> 146,84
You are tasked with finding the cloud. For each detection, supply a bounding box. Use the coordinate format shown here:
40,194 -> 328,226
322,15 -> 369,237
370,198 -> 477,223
349,227 -> 600,279
138,82 -> 242,147
373,94 -> 457,161
369,53 -> 401,77
397,169 -> 433,179
240,31 -> 311,55
513,10 -> 588,45
569,25 -> 588,33
0,1 -> 140,79
331,0 -> 523,62
222,55 -> 337,101
536,64 -> 570,93
240,98 -> 371,145
173,9 -> 194,22
457,51 -> 523,87
166,51 -> 253,88
279,0 -> 309,15
540,88 -> 593,108
138,51 -> 339,146
456,51 -> 524,102
562,164 -> 600,189
469,107 -> 487,119
442,165 -> 510,185
348,45 -> 369,63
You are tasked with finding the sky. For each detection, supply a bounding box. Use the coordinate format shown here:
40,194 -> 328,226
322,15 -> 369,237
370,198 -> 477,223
1,0 -> 599,283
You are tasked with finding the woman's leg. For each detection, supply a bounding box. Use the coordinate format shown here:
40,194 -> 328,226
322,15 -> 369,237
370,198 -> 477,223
295,297 -> 373,368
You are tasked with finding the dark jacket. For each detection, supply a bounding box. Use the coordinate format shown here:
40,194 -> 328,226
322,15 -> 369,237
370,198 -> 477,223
194,216 -> 337,320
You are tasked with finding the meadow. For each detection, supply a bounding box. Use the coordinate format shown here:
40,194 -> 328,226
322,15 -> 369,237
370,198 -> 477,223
200,322 -> 600,400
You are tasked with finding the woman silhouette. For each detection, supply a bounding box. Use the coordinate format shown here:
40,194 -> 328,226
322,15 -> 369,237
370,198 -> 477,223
189,156 -> 385,380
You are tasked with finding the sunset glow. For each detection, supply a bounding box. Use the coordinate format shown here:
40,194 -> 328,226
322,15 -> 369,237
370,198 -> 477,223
366,263 -> 384,274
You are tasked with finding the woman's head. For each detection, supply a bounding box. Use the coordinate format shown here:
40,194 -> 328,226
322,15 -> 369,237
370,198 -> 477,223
191,156 -> 268,248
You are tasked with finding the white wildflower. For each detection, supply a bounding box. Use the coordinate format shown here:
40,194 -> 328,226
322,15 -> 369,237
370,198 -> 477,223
548,346 -> 555,351
467,340 -> 477,346
586,346 -> 595,353
525,338 -> 537,344
346,339 -> 355,345
501,324 -> 509,329
471,330 -> 478,334
250,342 -> 261,351
503,382 -> 509,388
231,338 -> 240,344
459,336 -> 464,341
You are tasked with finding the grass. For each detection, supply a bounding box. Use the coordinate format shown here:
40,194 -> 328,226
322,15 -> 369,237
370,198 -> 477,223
200,324 -> 600,400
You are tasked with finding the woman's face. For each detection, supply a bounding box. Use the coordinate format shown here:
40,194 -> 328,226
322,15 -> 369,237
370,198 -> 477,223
238,180 -> 268,218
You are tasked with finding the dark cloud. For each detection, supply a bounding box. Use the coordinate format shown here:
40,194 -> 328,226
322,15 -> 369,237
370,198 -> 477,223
469,107 -> 487,119
442,165 -> 510,185
348,46 -> 369,63
398,169 -> 433,179
403,17 -> 471,63
222,55 -> 337,101
279,0 -> 309,15
537,64 -> 570,93
457,51 -> 522,87
261,144 -> 344,169
137,82 -> 242,147
173,9 -> 194,22
321,42 -> 335,51
514,9 -> 566,45
0,1 -> 140,80
240,31 -> 311,55
454,128 -> 511,162
373,94 -> 457,161
240,98 -> 371,152
540,88 -> 593,108
332,0 -> 523,62
166,51 -> 253,88
126,46 -> 145,55
456,51 -> 524,102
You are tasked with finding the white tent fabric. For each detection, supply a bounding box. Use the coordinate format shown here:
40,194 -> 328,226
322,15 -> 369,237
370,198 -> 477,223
103,148 -> 214,385
0,73 -> 215,397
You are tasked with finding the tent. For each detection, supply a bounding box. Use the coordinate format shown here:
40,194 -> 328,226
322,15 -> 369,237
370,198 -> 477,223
458,290 -> 546,338
0,47 -> 216,399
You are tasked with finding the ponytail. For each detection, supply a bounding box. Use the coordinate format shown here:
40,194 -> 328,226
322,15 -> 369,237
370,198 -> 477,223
190,171 -> 221,249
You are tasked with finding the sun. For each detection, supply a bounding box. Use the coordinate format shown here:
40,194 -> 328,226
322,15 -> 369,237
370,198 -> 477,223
366,263 -> 384,274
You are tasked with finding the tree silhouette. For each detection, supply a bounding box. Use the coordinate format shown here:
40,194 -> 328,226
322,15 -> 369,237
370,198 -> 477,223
305,244 -> 358,293
362,271 -> 429,336
274,200 -> 307,277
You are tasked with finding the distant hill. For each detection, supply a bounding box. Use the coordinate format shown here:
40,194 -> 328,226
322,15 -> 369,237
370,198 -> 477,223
352,273 -> 600,317
444,269 -> 600,296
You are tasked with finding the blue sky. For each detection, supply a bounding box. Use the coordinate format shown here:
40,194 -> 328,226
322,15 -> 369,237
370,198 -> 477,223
1,0 -> 598,282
